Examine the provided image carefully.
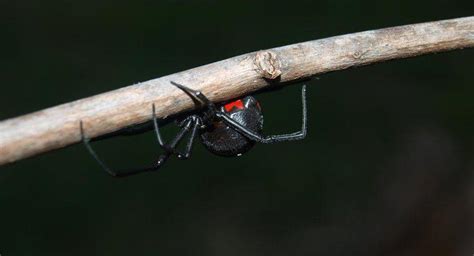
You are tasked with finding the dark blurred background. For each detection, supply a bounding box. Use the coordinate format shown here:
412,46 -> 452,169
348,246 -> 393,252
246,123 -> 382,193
1,0 -> 473,255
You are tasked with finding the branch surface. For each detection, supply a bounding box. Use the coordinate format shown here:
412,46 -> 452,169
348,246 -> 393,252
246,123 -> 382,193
1,16 -> 473,166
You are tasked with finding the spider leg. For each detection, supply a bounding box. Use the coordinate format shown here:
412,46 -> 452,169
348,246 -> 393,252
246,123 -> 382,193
170,81 -> 216,110
80,115 -> 196,177
80,121 -> 117,177
216,84 -> 307,144
152,104 -> 197,156
80,104 -> 166,177
177,117 -> 201,159
152,103 -> 164,146
113,117 -> 196,177
161,117 -> 194,154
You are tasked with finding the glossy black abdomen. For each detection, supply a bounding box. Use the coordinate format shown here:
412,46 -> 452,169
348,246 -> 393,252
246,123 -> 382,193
200,96 -> 263,157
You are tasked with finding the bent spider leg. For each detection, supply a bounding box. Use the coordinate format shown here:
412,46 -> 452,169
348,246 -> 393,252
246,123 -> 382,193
216,85 -> 307,144
107,156 -> 169,178
110,118 -> 196,177
152,103 -> 164,146
152,104 -> 197,157
162,117 -> 194,153
80,121 -> 118,177
170,81 -> 216,110
80,117 -> 196,177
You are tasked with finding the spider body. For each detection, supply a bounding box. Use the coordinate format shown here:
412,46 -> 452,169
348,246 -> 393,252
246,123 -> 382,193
201,97 -> 263,157
80,81 -> 308,177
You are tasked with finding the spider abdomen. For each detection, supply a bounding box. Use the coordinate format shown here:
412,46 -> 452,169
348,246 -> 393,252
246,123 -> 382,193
200,96 -> 263,157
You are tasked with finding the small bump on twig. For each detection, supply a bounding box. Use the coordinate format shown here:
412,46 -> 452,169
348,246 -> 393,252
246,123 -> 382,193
253,50 -> 282,80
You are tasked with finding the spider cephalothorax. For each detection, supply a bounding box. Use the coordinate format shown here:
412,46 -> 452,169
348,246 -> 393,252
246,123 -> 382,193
80,81 -> 307,177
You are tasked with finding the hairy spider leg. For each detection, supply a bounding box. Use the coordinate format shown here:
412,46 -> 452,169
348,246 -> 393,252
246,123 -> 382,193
216,84 -> 307,143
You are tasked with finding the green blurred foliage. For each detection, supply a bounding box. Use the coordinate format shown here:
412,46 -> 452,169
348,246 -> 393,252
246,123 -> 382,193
0,0 -> 473,255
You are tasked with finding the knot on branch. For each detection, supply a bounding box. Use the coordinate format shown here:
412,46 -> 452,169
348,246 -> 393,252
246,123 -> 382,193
254,51 -> 282,79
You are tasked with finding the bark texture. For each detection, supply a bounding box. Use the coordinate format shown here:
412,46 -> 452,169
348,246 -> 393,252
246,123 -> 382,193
0,16 -> 473,166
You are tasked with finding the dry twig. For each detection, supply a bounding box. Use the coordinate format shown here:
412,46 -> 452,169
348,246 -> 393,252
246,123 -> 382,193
1,16 -> 473,166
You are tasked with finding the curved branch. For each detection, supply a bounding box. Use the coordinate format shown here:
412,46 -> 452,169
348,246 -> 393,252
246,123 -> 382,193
1,16 -> 473,166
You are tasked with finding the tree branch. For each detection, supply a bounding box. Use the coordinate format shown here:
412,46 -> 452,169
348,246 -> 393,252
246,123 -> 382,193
1,16 -> 473,166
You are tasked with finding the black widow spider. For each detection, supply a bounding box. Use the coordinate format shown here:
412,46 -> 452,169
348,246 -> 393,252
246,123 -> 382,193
80,81 -> 307,177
